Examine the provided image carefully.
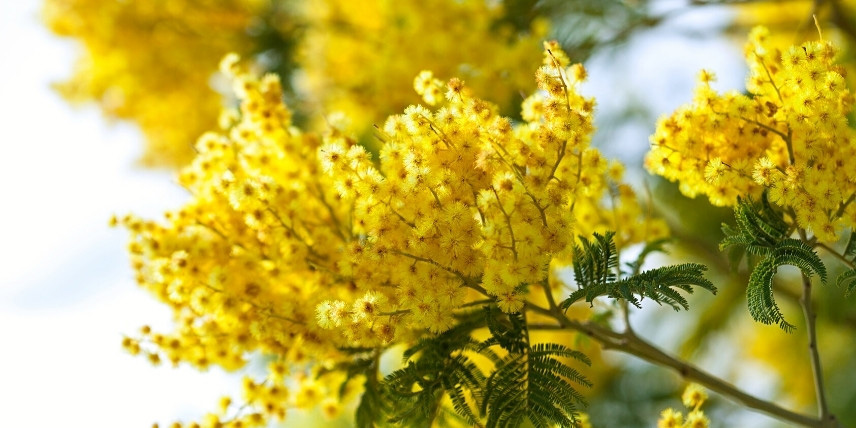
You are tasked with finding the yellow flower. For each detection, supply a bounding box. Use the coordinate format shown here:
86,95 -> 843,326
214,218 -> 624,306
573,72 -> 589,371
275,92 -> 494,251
657,408 -> 683,428
297,0 -> 547,140
685,409 -> 710,428
497,292 -> 525,314
681,383 -> 708,409
648,27 -> 856,242
44,0 -> 289,166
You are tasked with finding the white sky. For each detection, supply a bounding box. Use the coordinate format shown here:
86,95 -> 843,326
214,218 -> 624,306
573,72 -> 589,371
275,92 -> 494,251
0,2 -> 241,427
0,0 -> 783,427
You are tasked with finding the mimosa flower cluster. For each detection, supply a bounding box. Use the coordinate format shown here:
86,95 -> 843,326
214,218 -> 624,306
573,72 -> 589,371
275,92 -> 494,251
46,0 -> 548,166
116,43 -> 666,425
647,27 -> 856,242
298,0 -> 547,138
44,0 -> 274,166
657,384 -> 711,428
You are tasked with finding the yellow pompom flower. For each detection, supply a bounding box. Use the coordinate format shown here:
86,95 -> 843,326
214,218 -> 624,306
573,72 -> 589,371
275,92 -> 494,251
681,383 -> 708,410
684,410 -> 710,428
44,0 -> 291,167
647,26 -> 856,242
297,0 -> 548,140
658,408 -> 684,428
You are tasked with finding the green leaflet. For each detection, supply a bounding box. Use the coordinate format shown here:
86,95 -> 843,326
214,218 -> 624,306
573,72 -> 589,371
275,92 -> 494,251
376,307 -> 592,427
747,256 -> 796,332
571,231 -> 619,291
481,310 -> 591,428
722,197 -> 827,332
383,310 -> 487,427
837,269 -> 856,296
720,194 -> 788,255
560,232 -> 715,311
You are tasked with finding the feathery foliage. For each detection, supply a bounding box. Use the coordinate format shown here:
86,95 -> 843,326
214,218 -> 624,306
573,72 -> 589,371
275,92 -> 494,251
382,310 -> 487,427
481,308 -> 591,428
720,195 -> 789,256
833,230 -> 856,296
377,307 -> 594,427
837,269 -> 856,296
722,197 -> 827,332
560,233 -> 715,311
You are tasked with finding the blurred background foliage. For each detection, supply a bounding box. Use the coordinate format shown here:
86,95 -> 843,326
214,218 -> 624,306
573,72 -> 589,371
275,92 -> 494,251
44,0 -> 856,426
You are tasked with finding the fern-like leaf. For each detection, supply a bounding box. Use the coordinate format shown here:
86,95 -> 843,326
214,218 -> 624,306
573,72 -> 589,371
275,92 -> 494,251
746,240 -> 826,332
837,269 -> 856,296
384,310 -> 487,426
720,196 -> 830,332
481,312 -> 590,427
747,256 -> 796,332
561,231 -> 715,311
720,195 -> 788,255
571,232 -> 619,290
612,263 -> 716,310
773,239 -> 827,283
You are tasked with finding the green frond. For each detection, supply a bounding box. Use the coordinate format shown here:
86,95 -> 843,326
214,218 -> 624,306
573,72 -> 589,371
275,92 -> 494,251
483,345 -> 590,428
529,343 -> 591,366
742,238 -> 825,332
747,256 -> 796,333
571,231 -> 618,290
773,239 -> 827,283
562,232 -> 715,311
720,196 -> 788,253
480,311 -> 590,427
447,381 -> 481,426
383,311 -> 489,426
837,269 -> 856,296
720,222 -> 753,250
719,195 -> 831,332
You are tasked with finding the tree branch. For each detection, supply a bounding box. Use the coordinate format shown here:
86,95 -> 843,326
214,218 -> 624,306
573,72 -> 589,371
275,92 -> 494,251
525,301 -> 827,427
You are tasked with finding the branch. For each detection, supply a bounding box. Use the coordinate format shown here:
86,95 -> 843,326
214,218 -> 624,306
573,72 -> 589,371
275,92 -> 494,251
525,302 -> 827,427
816,242 -> 856,269
800,272 -> 835,426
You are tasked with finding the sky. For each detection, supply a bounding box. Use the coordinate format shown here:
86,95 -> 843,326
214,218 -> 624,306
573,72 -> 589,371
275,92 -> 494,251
0,0 -> 783,427
0,1 -> 242,426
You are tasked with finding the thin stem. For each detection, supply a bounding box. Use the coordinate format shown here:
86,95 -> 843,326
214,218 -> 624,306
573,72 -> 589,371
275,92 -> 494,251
816,242 -> 855,269
800,272 -> 834,425
621,300 -> 633,334
528,323 -> 565,331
